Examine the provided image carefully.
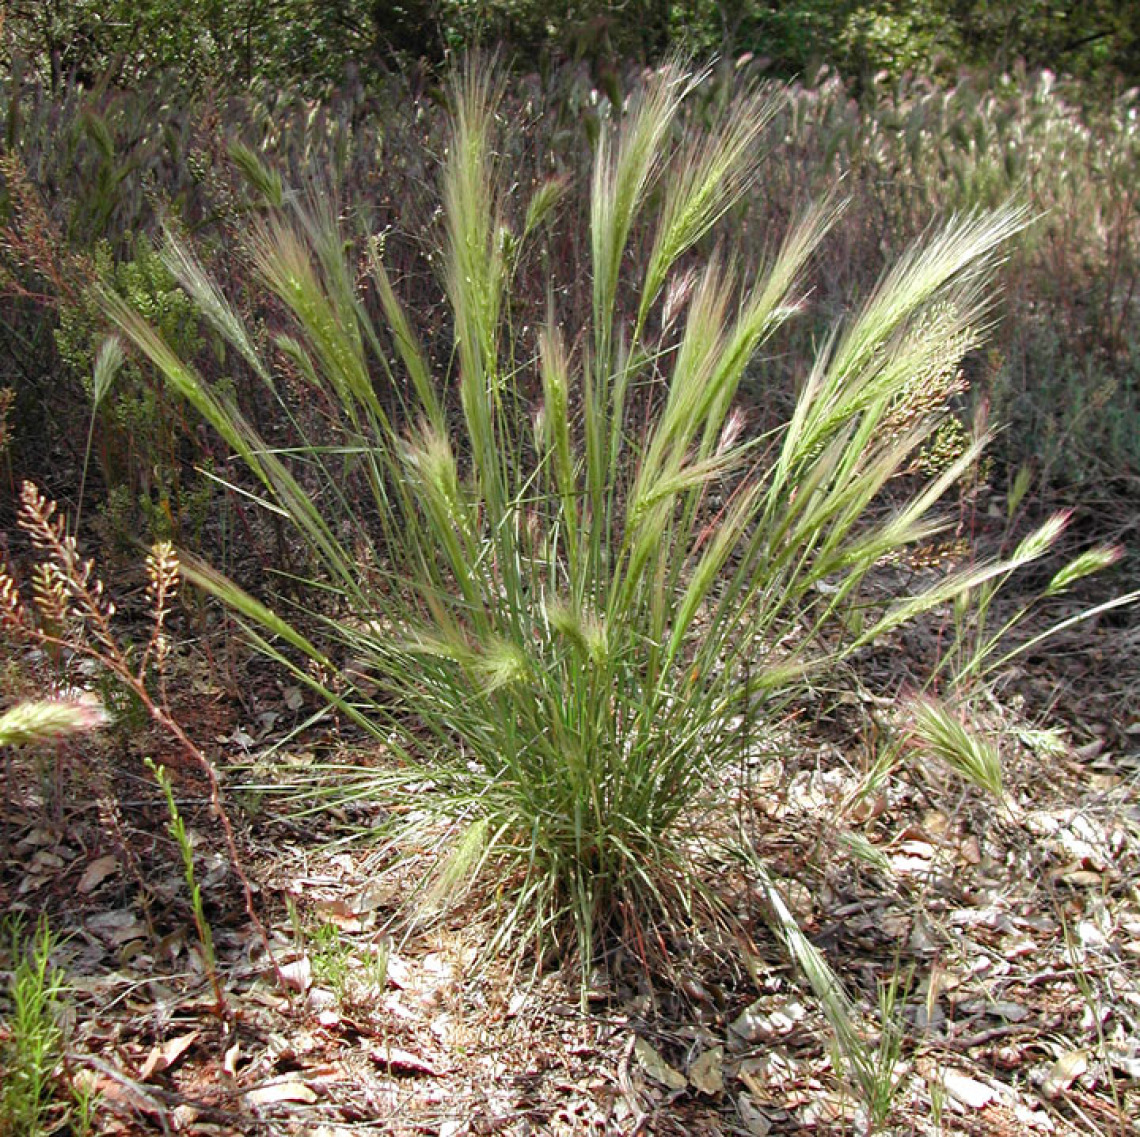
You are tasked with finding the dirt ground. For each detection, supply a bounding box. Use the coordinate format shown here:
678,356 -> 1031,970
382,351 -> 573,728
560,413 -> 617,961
2,522 -> 1139,1137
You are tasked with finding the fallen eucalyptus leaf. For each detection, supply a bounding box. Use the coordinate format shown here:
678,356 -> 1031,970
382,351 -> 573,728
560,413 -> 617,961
633,1037 -> 687,1091
246,1079 -> 318,1105
689,1046 -> 724,1095
942,1069 -> 995,1109
1042,1049 -> 1089,1097
78,854 -> 119,894
737,1093 -> 772,1136
370,1046 -> 439,1077
138,1031 -> 200,1082
278,956 -> 312,993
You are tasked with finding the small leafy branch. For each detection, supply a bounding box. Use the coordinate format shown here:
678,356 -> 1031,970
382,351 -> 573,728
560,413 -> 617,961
0,915 -> 96,1137
1,914 -> 66,1135
0,481 -> 282,988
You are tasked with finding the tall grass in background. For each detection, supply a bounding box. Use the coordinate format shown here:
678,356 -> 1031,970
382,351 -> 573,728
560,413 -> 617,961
760,67 -> 1140,489
101,60 -> 1083,966
5,63 -> 1140,513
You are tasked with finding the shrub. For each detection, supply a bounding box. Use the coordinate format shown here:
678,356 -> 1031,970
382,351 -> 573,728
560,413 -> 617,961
106,61 -> 1078,972
55,237 -> 208,541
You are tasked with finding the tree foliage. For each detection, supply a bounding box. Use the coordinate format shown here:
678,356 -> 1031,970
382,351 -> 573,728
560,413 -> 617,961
3,1 -> 1139,97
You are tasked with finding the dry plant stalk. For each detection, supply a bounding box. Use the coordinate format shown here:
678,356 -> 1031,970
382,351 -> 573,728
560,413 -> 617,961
0,387 -> 14,453
0,481 -> 283,992
0,155 -> 95,307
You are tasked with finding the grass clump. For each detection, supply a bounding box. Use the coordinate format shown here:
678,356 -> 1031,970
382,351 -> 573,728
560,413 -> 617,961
108,60 -> 1056,973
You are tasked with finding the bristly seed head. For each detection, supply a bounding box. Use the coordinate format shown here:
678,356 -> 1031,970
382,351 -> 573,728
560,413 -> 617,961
662,267 -> 698,332
0,695 -> 109,747
717,406 -> 747,456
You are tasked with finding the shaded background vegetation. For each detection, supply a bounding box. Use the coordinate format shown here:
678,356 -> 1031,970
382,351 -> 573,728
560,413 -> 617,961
7,1 -> 1140,91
